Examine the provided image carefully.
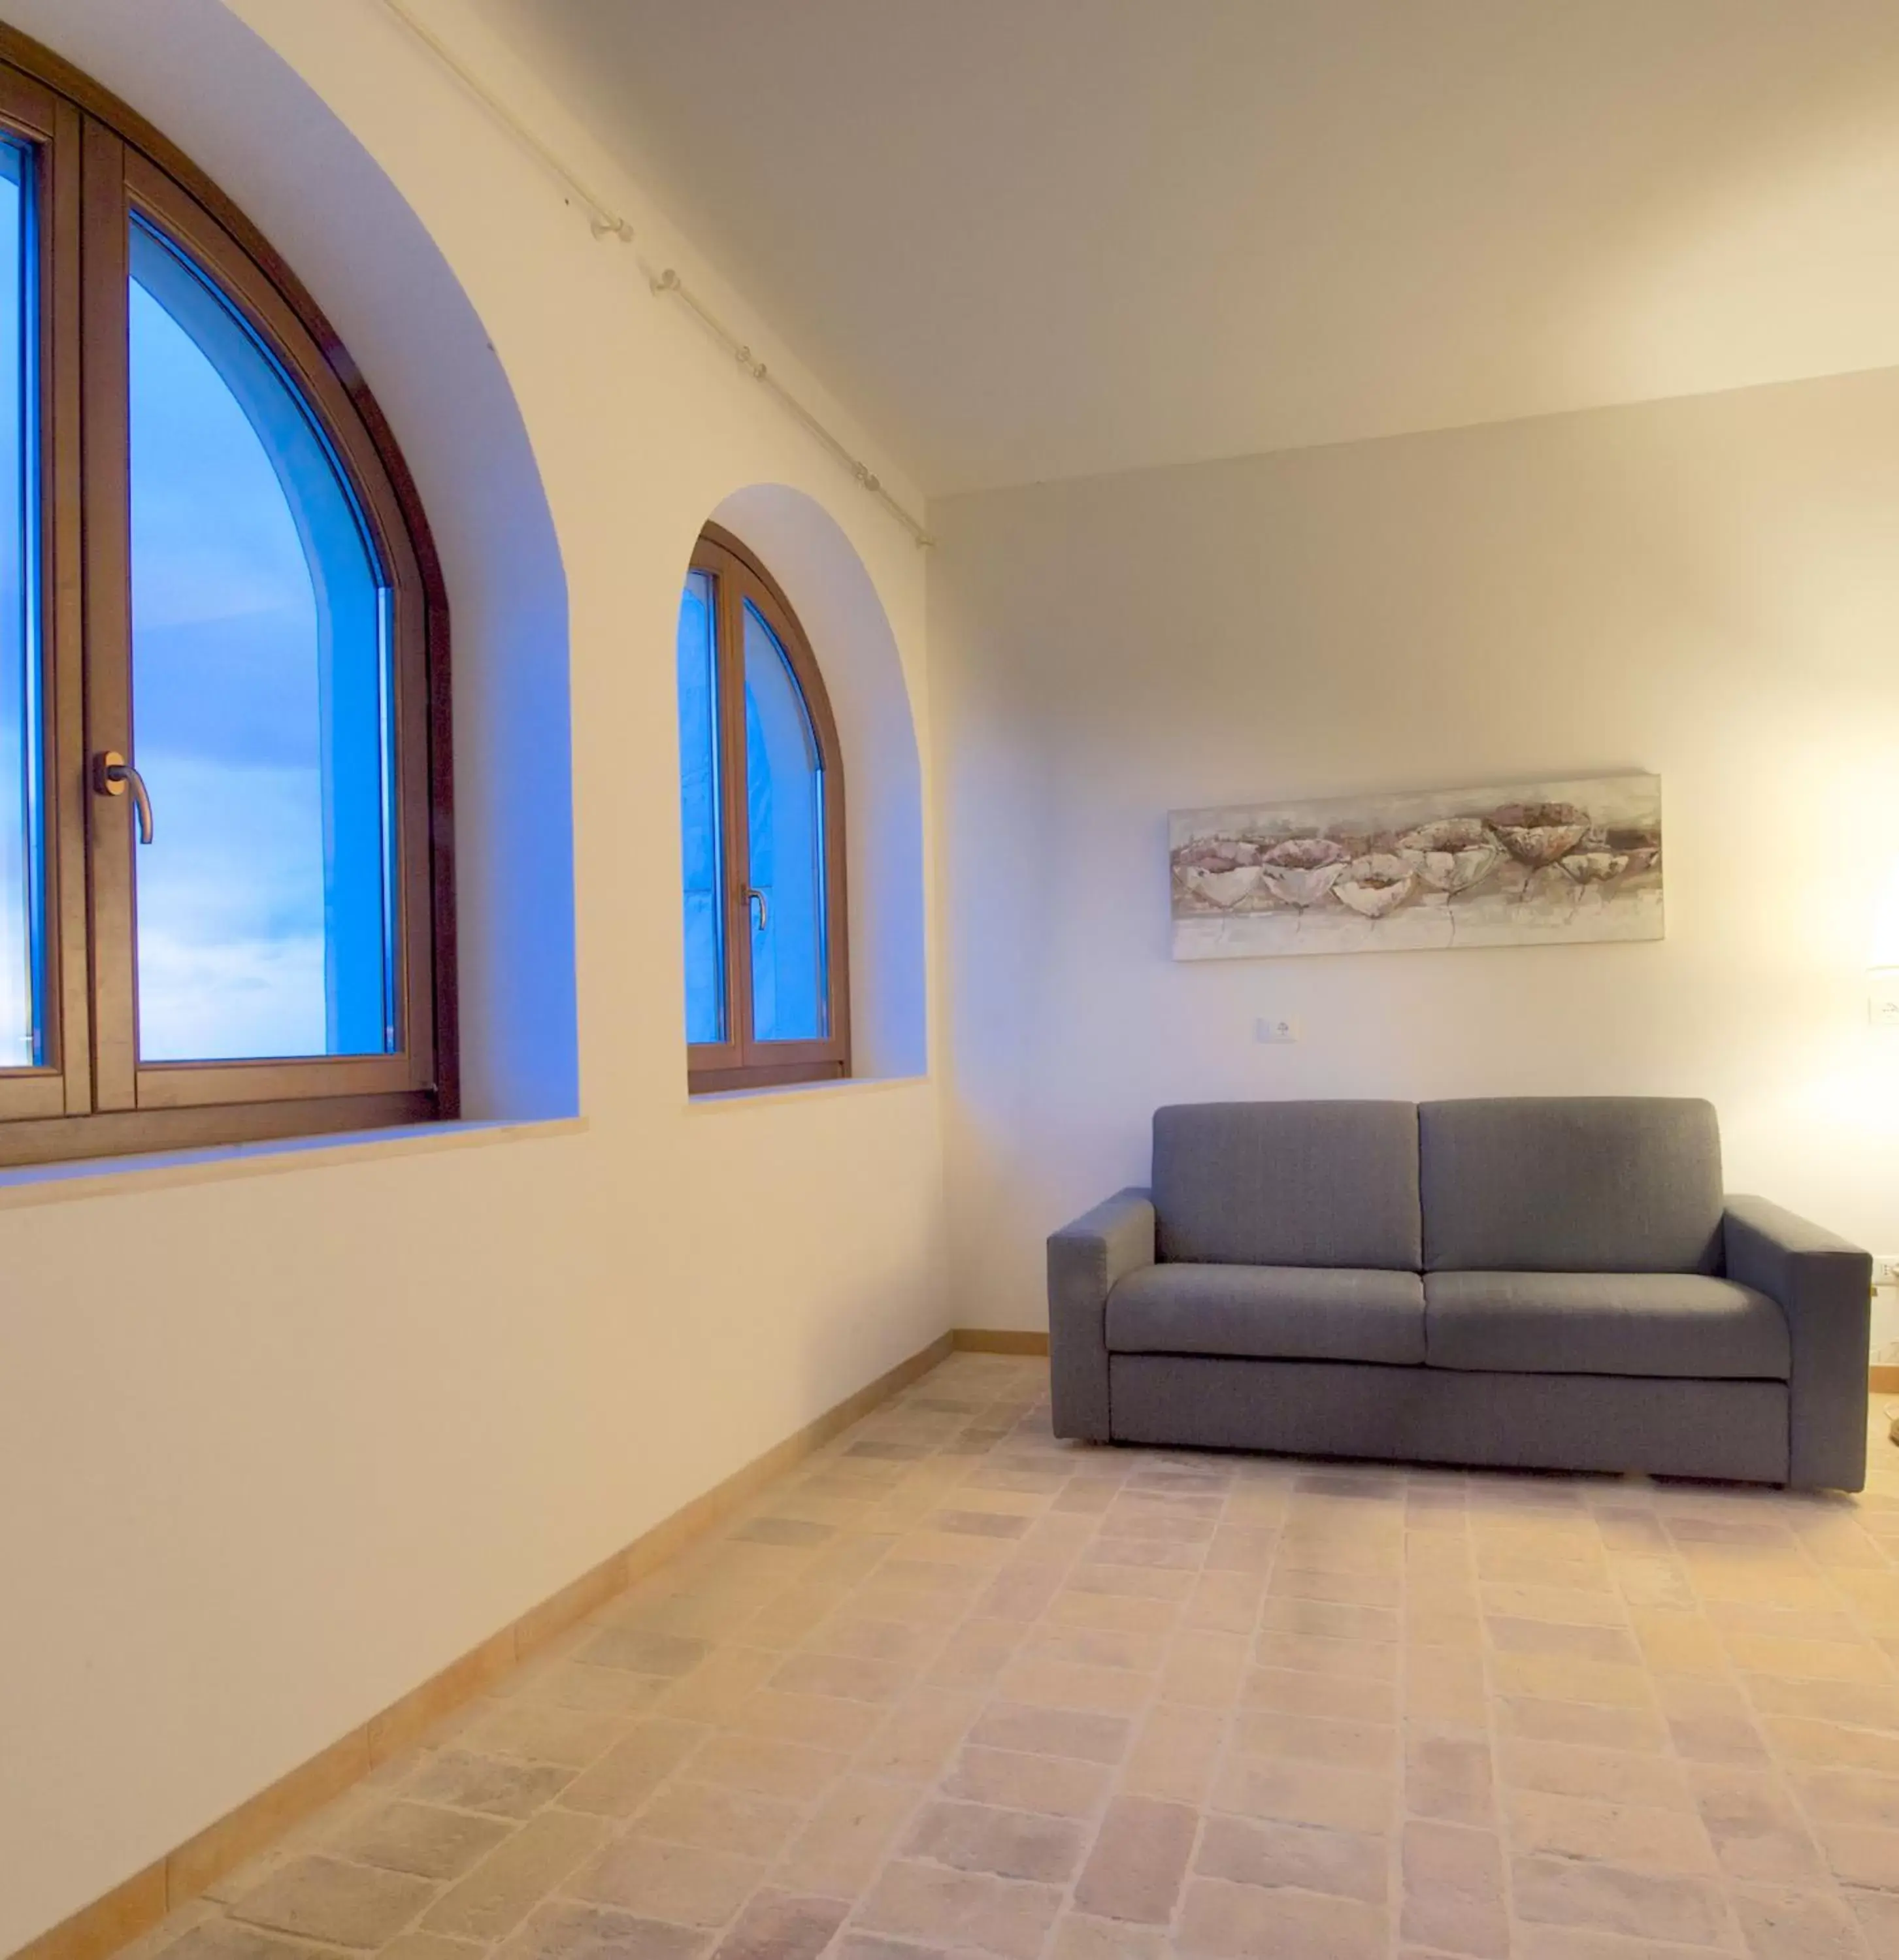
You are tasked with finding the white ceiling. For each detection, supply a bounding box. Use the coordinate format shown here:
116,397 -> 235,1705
467,0 -> 1899,497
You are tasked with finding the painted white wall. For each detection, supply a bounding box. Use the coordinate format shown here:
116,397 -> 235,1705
931,367 -> 1899,1339
0,3 -> 944,1949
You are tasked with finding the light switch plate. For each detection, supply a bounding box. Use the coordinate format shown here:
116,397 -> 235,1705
1255,1016 -> 1301,1045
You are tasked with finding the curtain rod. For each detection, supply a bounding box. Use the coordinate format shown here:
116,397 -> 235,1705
376,0 -> 934,548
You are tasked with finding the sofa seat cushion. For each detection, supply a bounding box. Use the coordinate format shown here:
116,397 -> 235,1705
1424,1271 -> 1789,1379
1107,1264 -> 1425,1365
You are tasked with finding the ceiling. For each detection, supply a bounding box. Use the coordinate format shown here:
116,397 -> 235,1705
467,0 -> 1899,497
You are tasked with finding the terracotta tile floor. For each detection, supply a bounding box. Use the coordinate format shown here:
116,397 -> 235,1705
125,1358 -> 1899,1960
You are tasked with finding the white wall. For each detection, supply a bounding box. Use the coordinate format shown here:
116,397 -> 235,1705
931,367 -> 1899,1336
0,3 -> 944,1950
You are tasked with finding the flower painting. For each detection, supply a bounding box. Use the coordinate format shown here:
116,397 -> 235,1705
1170,774 -> 1662,960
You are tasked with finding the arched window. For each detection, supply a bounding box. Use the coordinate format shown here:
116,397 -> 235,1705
678,525 -> 848,1092
0,36 -> 452,1163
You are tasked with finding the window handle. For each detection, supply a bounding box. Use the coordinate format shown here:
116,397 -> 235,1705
93,750 -> 154,845
747,887 -> 768,932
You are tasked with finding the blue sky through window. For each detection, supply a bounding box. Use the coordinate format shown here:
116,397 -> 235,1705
129,221 -> 393,1061
0,143 -> 39,1069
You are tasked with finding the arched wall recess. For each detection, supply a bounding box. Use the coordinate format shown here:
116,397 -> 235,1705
4,0 -> 580,1121
708,485 -> 929,1082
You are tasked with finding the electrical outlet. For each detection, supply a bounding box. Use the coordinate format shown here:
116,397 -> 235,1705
1255,1016 -> 1301,1045
1872,979 -> 1899,1027
1875,1256 -> 1899,1289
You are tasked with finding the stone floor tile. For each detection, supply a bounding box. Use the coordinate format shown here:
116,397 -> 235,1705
565,1833 -> 767,1929
1489,1616 -> 1646,1667
774,1775 -> 920,1895
851,1859 -> 1061,1960
1479,1582 -> 1632,1627
403,1752 -> 578,1820
1048,1589 -> 1178,1636
556,1720 -> 707,1816
1747,1681 -> 1899,1731
708,1891 -> 849,1960
858,1688 -> 984,1782
1174,1874 -> 1387,1960
1730,1885 -> 1874,1960
576,1629 -> 712,1678
1243,1665 -> 1398,1723
1845,1887 -> 1899,1959
1499,1697 -> 1671,1752
903,1799 -> 1088,1883
1263,1595 -> 1398,1642
1214,1752 -> 1396,1834
1181,1568 -> 1268,1635
967,1701 -> 1129,1765
944,1745 -> 1110,1818
1691,1765 -> 1828,1882
1118,1701 -> 1225,1803
1255,1629 -> 1399,1682
458,1701 -> 633,1771
1497,1737 -> 1694,1810
1400,1820 -> 1509,1958
994,1654 -> 1153,1717
1406,1728 -> 1494,1824
227,1859 -> 435,1950
1511,1854 -> 1737,1947
495,1901 -> 708,1960
631,1779 -> 804,1860
1072,1797 -> 1198,1925
423,1810 -> 614,1942
1511,1932 -> 1741,1960
1406,1649 -> 1491,1726
329,1803 -> 512,1882
1271,1564 -> 1403,1609
1765,1720 -> 1899,1776
1816,1825 -> 1899,1890
1048,1911 -> 1171,1960
651,1647 -> 781,1723
771,1651 -> 911,1704
1195,1812 -> 1386,1903
148,1926 -> 354,1960
1503,1787 -> 1721,1872
724,1688 -> 887,1753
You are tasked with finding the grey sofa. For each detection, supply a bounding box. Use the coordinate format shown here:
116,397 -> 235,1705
1049,1098 -> 1871,1490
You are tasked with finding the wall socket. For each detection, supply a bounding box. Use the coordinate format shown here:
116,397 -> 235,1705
1875,1256 -> 1899,1289
1872,979 -> 1899,1027
1255,1016 -> 1301,1045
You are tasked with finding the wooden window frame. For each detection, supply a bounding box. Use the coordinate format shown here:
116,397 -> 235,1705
687,523 -> 850,1095
0,25 -> 456,1168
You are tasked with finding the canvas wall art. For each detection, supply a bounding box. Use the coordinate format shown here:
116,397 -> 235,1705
1170,773 -> 1662,960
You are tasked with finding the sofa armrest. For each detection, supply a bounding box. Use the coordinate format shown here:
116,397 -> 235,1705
1048,1188 -> 1155,1442
1725,1195 -> 1871,1491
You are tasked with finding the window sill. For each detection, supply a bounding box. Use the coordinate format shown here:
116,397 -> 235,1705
686,1073 -> 931,1114
0,1115 -> 587,1211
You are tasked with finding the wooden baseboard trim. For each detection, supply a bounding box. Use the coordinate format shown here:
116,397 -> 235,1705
10,1329 -> 956,1960
953,1327 -> 1050,1356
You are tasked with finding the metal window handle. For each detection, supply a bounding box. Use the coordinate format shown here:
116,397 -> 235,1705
93,750 -> 154,845
747,887 -> 768,932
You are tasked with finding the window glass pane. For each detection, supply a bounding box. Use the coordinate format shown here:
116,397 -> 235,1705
678,567 -> 724,1045
743,600 -> 827,1043
129,219 -> 395,1062
0,140 -> 41,1069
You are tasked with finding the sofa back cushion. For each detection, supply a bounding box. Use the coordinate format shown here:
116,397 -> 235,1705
1153,1101 -> 1421,1269
1419,1097 -> 1723,1275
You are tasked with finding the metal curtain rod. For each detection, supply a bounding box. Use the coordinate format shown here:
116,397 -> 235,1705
377,0 -> 934,548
